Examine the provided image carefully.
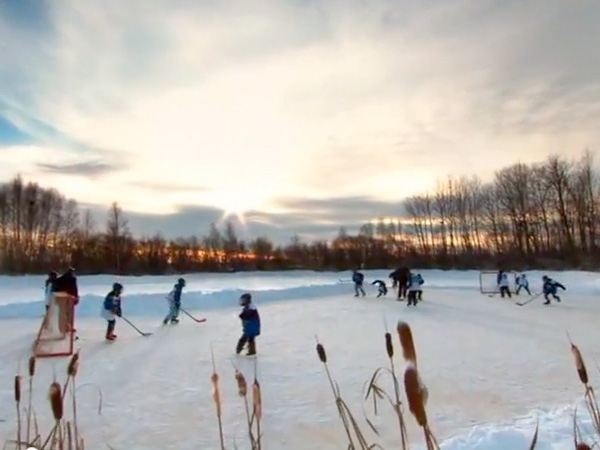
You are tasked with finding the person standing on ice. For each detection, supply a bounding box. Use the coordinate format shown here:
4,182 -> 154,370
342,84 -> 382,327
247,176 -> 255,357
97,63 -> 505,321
496,270 -> 511,298
102,282 -> 123,341
44,271 -> 58,312
389,270 -> 399,290
163,278 -> 185,325
515,273 -> 531,295
416,273 -> 424,301
371,279 -> 388,297
542,275 -> 566,305
236,293 -> 261,356
406,272 -> 422,306
352,269 -> 366,297
395,266 -> 410,300
52,267 -> 79,333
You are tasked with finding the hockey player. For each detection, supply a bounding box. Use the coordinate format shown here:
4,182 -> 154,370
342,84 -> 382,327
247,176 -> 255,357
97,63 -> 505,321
542,275 -> 566,305
101,282 -> 123,341
406,272 -> 422,306
371,279 -> 388,297
416,273 -> 424,300
396,266 -> 410,300
389,270 -> 399,290
44,271 -> 58,312
497,270 -> 511,298
352,269 -> 366,297
52,267 -> 79,333
515,273 -> 531,295
236,293 -> 261,356
163,278 -> 185,325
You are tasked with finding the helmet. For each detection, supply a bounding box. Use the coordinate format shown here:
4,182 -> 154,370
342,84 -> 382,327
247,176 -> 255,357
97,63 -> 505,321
239,293 -> 252,305
113,282 -> 123,292
177,278 -> 185,286
49,271 -> 58,279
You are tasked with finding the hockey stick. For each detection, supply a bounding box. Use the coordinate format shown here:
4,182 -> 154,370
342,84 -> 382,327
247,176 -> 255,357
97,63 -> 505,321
516,292 -> 542,306
120,316 -> 153,336
181,308 -> 206,323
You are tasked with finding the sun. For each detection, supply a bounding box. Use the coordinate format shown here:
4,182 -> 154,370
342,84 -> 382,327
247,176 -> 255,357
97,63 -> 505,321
214,188 -> 268,224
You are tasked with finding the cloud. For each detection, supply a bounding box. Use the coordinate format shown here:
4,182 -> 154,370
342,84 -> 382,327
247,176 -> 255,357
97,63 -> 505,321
36,161 -> 120,177
0,0 -> 599,235
81,194 -> 404,244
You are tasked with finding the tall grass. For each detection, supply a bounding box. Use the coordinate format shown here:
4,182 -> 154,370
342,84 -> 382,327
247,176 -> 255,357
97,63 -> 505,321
5,321 -> 600,448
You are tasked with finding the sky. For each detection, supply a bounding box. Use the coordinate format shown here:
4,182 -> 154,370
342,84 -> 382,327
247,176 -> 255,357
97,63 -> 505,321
1,0 -> 600,243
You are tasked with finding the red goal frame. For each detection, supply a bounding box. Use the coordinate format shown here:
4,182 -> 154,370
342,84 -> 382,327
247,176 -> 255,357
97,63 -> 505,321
33,293 -> 76,358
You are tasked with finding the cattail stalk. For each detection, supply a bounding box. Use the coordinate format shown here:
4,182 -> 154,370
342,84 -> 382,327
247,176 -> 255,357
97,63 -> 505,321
385,332 -> 408,448
68,352 -> 80,447
15,375 -> 22,448
210,348 -> 225,450
27,356 -> 36,442
315,339 -> 357,449
397,321 -> 417,366
234,369 -> 256,447
404,365 -> 439,450
252,378 -> 262,450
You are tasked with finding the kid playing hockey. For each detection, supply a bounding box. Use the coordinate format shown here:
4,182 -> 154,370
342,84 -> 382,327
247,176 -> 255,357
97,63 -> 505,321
497,270 -> 512,298
163,278 -> 185,324
515,273 -> 531,295
371,279 -> 388,297
102,282 -> 123,341
352,269 -> 366,297
416,273 -> 424,300
406,272 -> 423,306
542,275 -> 566,305
236,293 -> 261,356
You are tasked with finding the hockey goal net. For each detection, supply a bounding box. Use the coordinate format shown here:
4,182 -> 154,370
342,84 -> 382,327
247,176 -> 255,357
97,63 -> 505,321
33,293 -> 75,358
479,271 -> 517,294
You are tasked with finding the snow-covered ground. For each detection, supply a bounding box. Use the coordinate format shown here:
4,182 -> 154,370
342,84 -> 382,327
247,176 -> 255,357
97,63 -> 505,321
1,269 -> 599,449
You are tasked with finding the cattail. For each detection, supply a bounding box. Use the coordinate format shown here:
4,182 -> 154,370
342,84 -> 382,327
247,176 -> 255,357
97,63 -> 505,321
48,381 -> 63,421
571,343 -> 588,385
385,332 -> 393,358
404,365 -> 427,427
576,443 -> 591,450
235,370 -> 247,397
316,343 -> 327,363
211,372 -> 221,416
397,321 -> 417,365
68,351 -> 80,377
252,379 -> 262,420
14,375 -> 21,403
28,356 -> 36,377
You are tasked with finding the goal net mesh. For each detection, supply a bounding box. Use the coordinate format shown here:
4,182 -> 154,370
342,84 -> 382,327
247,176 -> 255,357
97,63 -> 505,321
33,293 -> 75,358
479,271 -> 517,294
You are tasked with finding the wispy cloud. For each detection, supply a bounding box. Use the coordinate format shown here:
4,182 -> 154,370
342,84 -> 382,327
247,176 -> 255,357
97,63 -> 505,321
1,0 -> 599,238
36,161 -> 120,177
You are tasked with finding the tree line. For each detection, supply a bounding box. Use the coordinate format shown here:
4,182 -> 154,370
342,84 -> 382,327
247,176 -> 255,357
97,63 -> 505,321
0,150 -> 598,275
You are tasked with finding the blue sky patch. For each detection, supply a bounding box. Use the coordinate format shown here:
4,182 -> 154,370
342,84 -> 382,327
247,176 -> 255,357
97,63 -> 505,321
0,113 -> 30,145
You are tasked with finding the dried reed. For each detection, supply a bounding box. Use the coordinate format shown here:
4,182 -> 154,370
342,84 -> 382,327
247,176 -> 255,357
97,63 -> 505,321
315,338 -> 379,449
233,367 -> 257,448
14,375 -> 21,449
210,347 -> 225,450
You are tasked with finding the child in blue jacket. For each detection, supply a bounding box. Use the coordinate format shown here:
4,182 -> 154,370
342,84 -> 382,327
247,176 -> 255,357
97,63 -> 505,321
236,293 -> 261,356
101,282 -> 123,341
542,275 -> 566,305
352,269 -> 366,297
